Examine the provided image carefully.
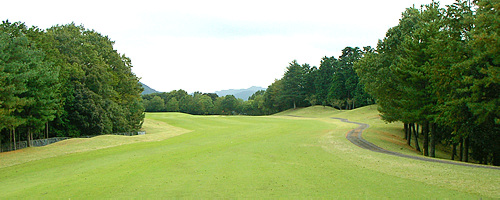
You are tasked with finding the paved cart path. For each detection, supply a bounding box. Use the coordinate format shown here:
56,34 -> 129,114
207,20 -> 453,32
331,117 -> 500,170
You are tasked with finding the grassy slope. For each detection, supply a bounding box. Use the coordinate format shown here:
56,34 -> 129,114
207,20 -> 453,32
277,106 -> 500,197
0,109 -> 498,198
0,118 -> 190,168
329,105 -> 452,159
276,105 -> 454,158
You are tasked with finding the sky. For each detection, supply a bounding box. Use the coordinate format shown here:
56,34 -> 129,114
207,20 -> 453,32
1,0 -> 456,93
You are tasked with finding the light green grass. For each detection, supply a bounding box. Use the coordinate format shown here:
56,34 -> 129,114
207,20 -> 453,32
0,118 -> 190,168
0,109 -> 498,198
329,105 -> 424,156
329,105 -> 466,159
279,105 -> 454,159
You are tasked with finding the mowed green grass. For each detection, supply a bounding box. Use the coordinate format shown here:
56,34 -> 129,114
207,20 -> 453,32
0,107 -> 498,199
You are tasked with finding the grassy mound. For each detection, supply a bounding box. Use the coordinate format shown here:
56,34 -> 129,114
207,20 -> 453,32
276,105 -> 456,159
0,108 -> 498,198
273,105 -> 338,118
0,117 -> 190,168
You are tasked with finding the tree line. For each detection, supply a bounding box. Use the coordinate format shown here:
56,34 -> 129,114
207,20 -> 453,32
354,0 -> 499,165
263,47 -> 374,114
144,0 -> 499,166
143,46 -> 374,115
0,21 -> 144,150
143,90 -> 248,115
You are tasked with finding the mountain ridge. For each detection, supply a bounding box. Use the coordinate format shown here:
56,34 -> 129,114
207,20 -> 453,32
141,82 -> 159,95
140,83 -> 265,100
215,86 -> 266,100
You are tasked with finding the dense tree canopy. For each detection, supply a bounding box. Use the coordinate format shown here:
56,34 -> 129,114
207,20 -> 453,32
355,0 -> 499,165
261,47 -> 374,113
1,21 -> 144,150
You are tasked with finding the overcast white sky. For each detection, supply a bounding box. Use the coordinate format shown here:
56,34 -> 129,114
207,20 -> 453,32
2,0 -> 456,93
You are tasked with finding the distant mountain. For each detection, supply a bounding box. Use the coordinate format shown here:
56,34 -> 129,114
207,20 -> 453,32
141,82 -> 159,95
215,86 -> 266,100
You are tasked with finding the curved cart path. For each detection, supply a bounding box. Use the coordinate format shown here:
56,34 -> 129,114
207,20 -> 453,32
331,117 -> 500,170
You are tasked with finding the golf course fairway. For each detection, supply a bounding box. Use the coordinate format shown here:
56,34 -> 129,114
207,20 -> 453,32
0,106 -> 498,199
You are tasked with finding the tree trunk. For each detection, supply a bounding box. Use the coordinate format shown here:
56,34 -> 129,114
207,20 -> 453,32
459,137 -> 464,161
404,123 -> 408,140
293,101 -> 296,109
429,123 -> 436,158
28,127 -> 31,147
464,137 -> 469,162
412,123 -> 421,152
493,150 -> 500,166
13,128 -> 17,150
407,123 -> 412,146
10,129 -> 13,151
422,121 -> 429,156
452,142 -> 457,160
416,124 -> 420,137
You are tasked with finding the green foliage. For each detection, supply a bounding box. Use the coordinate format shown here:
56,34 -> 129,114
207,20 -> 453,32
0,21 -> 61,146
196,94 -> 214,115
261,47 -> 373,113
354,0 -> 500,165
148,96 -> 165,112
315,56 -> 336,106
221,95 -> 238,115
248,90 -> 265,100
0,20 -> 144,146
0,24 -> 31,131
282,60 -> 309,109
165,97 -> 180,112
45,23 -> 144,136
263,79 -> 286,113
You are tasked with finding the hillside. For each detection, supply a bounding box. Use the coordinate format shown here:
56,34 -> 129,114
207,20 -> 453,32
215,86 -> 265,100
274,105 -> 338,118
275,105 -> 460,161
141,82 -> 159,95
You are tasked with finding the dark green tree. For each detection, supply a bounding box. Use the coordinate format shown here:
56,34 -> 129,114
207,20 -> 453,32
165,97 -> 180,112
44,23 -> 144,136
315,56 -> 336,106
221,95 -> 238,115
263,79 -> 285,114
148,96 -> 165,112
248,90 -> 265,101
0,21 -> 61,146
0,22 -> 31,148
454,0 -> 500,164
282,60 -> 308,109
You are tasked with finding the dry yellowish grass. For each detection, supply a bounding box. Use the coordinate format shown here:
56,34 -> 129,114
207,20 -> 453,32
0,118 -> 191,168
